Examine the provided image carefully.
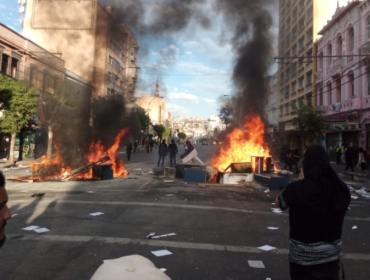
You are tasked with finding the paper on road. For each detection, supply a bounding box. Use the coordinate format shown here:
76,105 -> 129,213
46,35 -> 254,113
151,250 -> 173,257
159,268 -> 167,272
86,191 -> 95,194
12,214 -> 18,217
90,212 -> 104,216
22,226 -> 40,231
165,194 -> 175,197
267,227 -> 279,230
248,260 -> 265,268
34,227 -> 50,233
258,245 -> 277,251
352,225 -> 358,229
151,233 -> 176,239
163,180 -> 174,183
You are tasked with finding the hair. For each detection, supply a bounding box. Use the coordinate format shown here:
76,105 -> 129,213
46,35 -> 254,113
359,147 -> 365,153
0,171 -> 5,188
171,139 -> 175,144
162,140 -> 166,144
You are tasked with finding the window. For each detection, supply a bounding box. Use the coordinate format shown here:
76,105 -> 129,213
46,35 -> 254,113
299,36 -> 305,49
108,72 -> 118,84
327,44 -> 332,69
285,85 -> 290,96
109,55 -> 120,71
349,28 -> 354,52
306,94 -> 312,105
306,72 -> 312,84
110,40 -> 121,55
285,103 -> 289,114
291,99 -> 297,110
30,66 -> 37,86
43,71 -> 49,92
1,54 -> 9,74
299,76 -> 304,88
367,17 -> 370,40
306,50 -> 312,64
299,18 -> 305,30
299,56 -> 304,67
336,78 -> 341,103
292,44 -> 297,55
54,76 -> 59,94
11,58 -> 18,78
319,86 -> 323,106
280,106 -> 283,116
318,51 -> 324,70
49,76 -> 55,94
291,82 -> 296,92
337,36 -> 342,56
328,83 -> 332,104
367,72 -> 370,95
348,73 -> 354,97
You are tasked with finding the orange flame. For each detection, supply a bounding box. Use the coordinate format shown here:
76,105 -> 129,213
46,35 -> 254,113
31,128 -> 129,180
212,114 -> 270,172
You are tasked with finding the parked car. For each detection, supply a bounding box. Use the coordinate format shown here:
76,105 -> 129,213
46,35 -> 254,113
201,140 -> 208,146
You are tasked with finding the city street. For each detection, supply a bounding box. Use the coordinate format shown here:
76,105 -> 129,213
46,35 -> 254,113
0,145 -> 370,280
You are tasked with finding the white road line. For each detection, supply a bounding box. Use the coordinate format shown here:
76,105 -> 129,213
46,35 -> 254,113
9,199 -> 370,222
6,234 -> 370,261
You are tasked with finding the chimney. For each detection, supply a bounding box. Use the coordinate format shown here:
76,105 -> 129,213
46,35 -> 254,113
106,5 -> 113,14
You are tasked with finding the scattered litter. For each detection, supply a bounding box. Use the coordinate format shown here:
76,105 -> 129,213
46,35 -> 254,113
146,232 -> 156,239
271,203 -> 275,205
258,245 -> 276,252
165,194 -> 175,197
86,191 -> 95,194
264,189 -> 270,193
26,180 -> 33,183
151,250 -> 173,257
147,171 -> 154,174
348,207 -> 351,210
347,185 -> 355,191
159,268 -> 167,273
134,168 -> 142,171
351,195 -> 359,200
163,180 -> 174,183
34,227 -> 50,233
32,193 -> 45,198
356,188 -> 368,195
22,226 -> 39,231
89,212 -> 104,216
103,259 -> 113,263
151,233 -> 176,239
11,214 -> 18,217
266,278 -> 271,280
352,225 -> 358,230
248,260 -> 265,268
182,182 -> 187,185
267,227 -> 279,230
21,190 -> 29,193
338,173 -> 344,177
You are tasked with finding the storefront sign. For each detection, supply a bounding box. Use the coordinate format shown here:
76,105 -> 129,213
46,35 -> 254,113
325,111 -> 359,122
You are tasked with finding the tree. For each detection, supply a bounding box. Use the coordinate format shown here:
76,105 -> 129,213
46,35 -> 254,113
152,124 -> 166,140
292,103 -> 328,145
218,106 -> 233,125
178,132 -> 187,140
38,83 -> 73,158
0,75 -> 39,164
163,127 -> 171,140
133,107 -> 150,132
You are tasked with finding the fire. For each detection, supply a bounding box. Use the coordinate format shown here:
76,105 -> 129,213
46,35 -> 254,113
31,128 -> 129,180
212,114 -> 270,172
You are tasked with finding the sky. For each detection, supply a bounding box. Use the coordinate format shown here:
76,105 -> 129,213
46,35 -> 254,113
0,0 -> 279,118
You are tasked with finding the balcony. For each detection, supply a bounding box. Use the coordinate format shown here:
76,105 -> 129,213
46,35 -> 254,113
130,69 -> 137,79
130,55 -> 136,62
347,51 -> 354,63
330,58 -> 343,77
360,42 -> 370,55
325,96 -> 361,115
315,70 -> 323,83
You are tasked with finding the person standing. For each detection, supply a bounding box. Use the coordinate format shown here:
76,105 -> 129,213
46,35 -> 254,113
145,139 -> 150,153
0,171 -> 12,248
150,139 -> 154,152
126,141 -> 133,161
2,137 -> 10,160
157,140 -> 167,167
345,144 -> 355,172
341,145 -> 347,165
133,140 -> 138,152
357,147 -> 368,175
275,145 -> 350,280
168,139 -> 178,167
335,146 -> 341,164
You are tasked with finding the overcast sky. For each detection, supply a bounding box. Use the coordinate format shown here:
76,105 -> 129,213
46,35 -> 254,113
0,0 -> 279,118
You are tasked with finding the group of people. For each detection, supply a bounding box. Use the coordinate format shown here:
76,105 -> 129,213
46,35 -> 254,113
335,143 -> 370,175
157,139 -> 179,167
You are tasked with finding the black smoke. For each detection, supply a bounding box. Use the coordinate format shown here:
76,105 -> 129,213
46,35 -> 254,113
101,0 -> 274,124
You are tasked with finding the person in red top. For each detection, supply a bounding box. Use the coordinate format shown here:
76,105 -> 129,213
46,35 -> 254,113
275,145 -> 350,280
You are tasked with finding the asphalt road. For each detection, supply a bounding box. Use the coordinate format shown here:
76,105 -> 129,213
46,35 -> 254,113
1,145 -> 370,280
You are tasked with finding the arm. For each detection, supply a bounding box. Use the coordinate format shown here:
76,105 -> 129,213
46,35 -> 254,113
274,192 -> 281,208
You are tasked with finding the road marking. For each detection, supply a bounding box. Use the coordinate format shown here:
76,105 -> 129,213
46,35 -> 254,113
6,234 -> 370,261
9,199 -> 370,222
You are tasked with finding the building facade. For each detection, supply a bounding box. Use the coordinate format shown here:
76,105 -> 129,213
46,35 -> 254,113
315,1 -> 362,151
21,0 -> 138,105
277,0 -> 350,149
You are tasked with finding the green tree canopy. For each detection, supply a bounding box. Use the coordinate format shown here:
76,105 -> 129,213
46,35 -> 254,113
177,132 -> 187,140
163,127 -> 171,139
153,124 -> 166,140
133,107 -> 150,132
0,75 -> 39,164
292,103 -> 328,144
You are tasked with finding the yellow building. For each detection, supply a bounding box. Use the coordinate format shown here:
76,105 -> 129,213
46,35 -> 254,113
21,0 -> 139,104
277,0 -> 349,149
